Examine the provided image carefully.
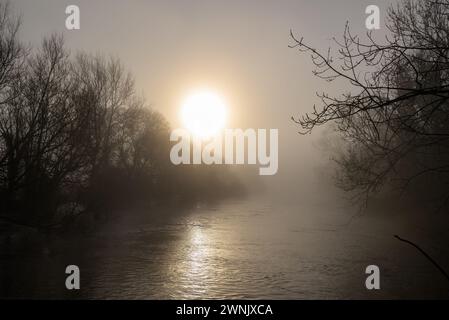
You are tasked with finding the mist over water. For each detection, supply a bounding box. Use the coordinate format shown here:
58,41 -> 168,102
1,0 -> 449,300
2,186 -> 449,299
2,115 -> 449,298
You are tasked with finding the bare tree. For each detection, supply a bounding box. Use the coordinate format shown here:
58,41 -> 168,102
291,0 -> 449,206
0,34 -> 85,224
0,0 -> 28,214
0,1 -> 244,230
70,53 -> 135,177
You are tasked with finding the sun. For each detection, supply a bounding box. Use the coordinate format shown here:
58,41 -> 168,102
181,91 -> 227,139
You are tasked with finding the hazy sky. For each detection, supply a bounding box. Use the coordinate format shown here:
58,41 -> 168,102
12,0 -> 397,198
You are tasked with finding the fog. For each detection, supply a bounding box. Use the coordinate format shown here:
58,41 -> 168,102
14,0 -> 387,195
2,0 -> 449,299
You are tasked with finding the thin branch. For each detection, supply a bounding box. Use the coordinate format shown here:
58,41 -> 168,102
394,235 -> 449,283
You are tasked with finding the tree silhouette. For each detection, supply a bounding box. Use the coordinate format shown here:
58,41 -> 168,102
292,0 -> 449,207
0,1 -> 244,231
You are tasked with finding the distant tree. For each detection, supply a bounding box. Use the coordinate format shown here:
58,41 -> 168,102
292,0 -> 449,207
70,54 -> 135,177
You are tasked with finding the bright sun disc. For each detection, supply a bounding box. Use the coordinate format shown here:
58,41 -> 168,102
181,91 -> 227,138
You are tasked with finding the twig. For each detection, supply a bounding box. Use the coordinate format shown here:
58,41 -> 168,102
394,235 -> 449,283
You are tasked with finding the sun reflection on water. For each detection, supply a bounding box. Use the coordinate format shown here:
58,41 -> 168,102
182,226 -> 211,297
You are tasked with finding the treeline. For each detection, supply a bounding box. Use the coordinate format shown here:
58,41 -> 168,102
0,2 -> 243,231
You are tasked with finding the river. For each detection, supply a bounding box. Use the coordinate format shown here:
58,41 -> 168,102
1,194 -> 448,299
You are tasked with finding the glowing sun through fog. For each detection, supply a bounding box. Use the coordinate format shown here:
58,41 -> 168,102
181,91 -> 227,139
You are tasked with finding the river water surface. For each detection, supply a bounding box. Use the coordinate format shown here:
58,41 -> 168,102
1,195 -> 449,299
